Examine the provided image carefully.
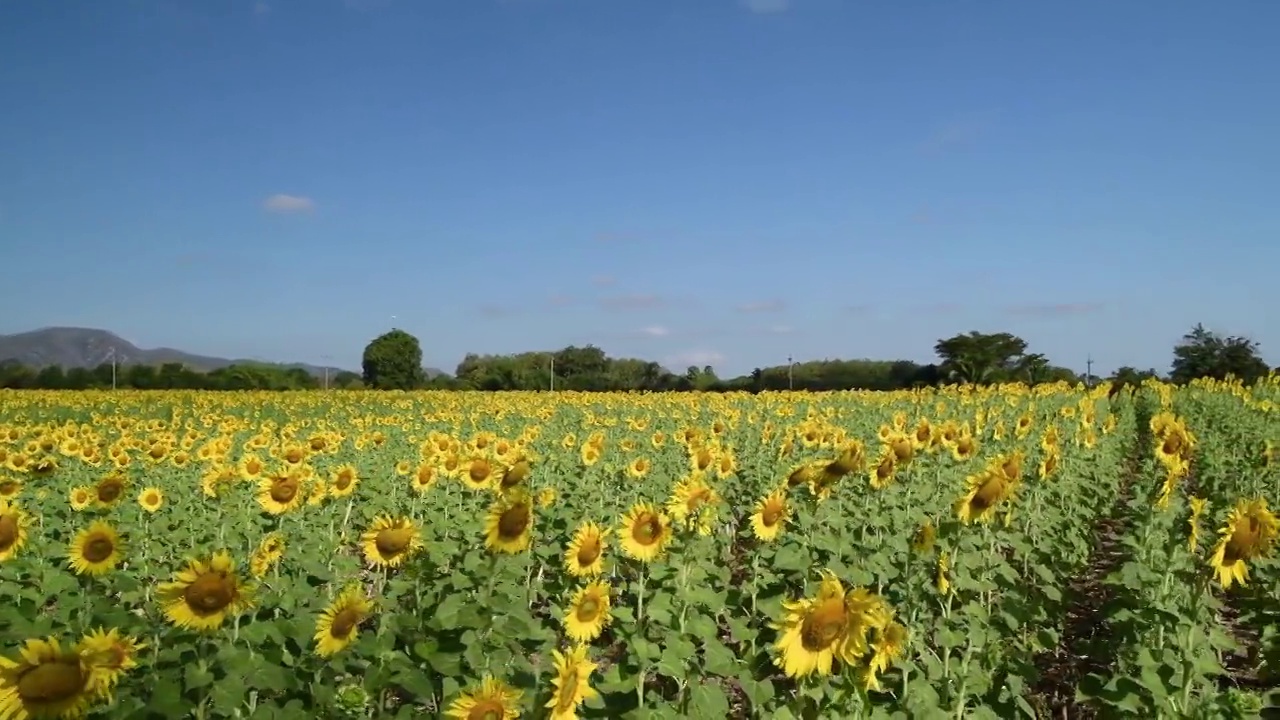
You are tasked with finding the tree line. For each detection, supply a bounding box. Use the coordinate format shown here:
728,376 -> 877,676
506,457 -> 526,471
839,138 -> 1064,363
0,323 -> 1271,392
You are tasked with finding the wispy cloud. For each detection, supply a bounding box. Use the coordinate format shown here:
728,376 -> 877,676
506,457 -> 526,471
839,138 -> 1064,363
638,325 -> 670,338
599,294 -> 664,312
1007,302 -> 1104,318
262,194 -> 315,213
590,274 -> 616,287
918,110 -> 1000,156
736,299 -> 786,314
477,304 -> 513,319
740,0 -> 790,14
546,294 -> 574,308
666,350 -> 726,368
253,2 -> 270,15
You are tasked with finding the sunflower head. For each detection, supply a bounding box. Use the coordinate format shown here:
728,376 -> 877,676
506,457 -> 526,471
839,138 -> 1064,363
361,516 -> 423,568
618,502 -> 671,563
156,550 -> 255,633
69,521 -> 124,577
0,637 -> 104,719
446,676 -> 522,720
485,492 -> 534,555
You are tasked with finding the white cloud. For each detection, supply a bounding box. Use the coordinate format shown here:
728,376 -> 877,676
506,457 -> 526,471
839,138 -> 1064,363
765,324 -> 793,334
599,294 -> 664,311
639,325 -> 670,337
262,194 -> 315,213
590,274 -> 616,287
666,350 -> 726,367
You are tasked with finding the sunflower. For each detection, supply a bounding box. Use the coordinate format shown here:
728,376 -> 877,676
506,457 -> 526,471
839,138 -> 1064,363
1210,498 -> 1279,590
464,457 -> 497,491
825,441 -> 865,477
138,487 -> 164,513
329,464 -> 359,498
68,521 -> 124,577
0,477 -> 21,500
950,433 -> 978,462
666,474 -> 719,527
537,487 -> 557,508
76,627 -> 144,691
258,472 -> 304,515
911,521 -> 936,554
617,502 -> 672,563
314,586 -> 374,658
750,489 -> 788,542
954,469 -> 1015,525
626,457 -> 650,480
446,676 -> 522,720
935,552 -> 951,595
484,491 -> 534,554
250,532 -> 285,578
156,550 -> 255,633
771,571 -> 888,679
360,516 -> 423,568
868,452 -> 896,491
0,500 -> 29,563
564,580 -> 612,643
1188,496 -> 1207,554
861,621 -> 908,692
499,459 -> 531,492
0,637 -> 106,720
546,645 -> 599,720
564,521 -> 607,577
92,474 -> 127,508
410,463 -> 437,494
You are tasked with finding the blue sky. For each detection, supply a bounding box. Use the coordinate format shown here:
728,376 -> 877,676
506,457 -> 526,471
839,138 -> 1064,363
2,0 -> 1277,377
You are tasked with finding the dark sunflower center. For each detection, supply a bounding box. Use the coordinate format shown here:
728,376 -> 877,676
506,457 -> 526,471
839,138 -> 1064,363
83,536 -> 115,563
1002,459 -> 1020,481
184,573 -> 235,613
17,659 -> 86,702
916,427 -> 930,443
97,481 -> 123,503
970,477 -> 1005,512
335,471 -> 354,490
498,505 -> 531,539
375,527 -> 413,555
143,492 -> 160,507
329,607 -> 364,639
761,503 -> 783,527
631,514 -> 661,545
246,460 -> 262,475
0,513 -> 18,549
957,438 -> 974,455
469,461 -> 491,484
685,490 -> 709,513
1224,516 -> 1263,563
575,538 -> 601,566
800,598 -> 849,651
0,480 -> 17,496
575,597 -> 600,622
501,462 -> 529,489
876,460 -> 893,480
695,451 -> 712,471
891,440 -> 912,461
285,449 -> 304,464
270,478 -> 299,503
1162,434 -> 1182,455
467,700 -> 506,720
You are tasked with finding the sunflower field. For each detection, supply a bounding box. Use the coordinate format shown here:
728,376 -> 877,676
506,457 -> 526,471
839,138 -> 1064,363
0,378 -> 1276,719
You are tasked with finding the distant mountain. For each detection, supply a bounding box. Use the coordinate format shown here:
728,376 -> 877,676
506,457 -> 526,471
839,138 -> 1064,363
0,327 -> 438,379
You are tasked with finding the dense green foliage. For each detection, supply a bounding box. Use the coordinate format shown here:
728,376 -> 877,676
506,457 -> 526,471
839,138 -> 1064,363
0,324 -> 1271,391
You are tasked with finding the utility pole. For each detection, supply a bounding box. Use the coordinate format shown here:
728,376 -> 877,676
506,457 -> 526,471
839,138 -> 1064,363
107,347 -> 117,390
321,354 -> 333,390
787,355 -> 794,391
549,354 -> 555,391
1085,355 -> 1094,388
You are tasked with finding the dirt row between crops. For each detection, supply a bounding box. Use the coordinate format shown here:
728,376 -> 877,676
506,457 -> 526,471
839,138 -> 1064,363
1028,390 -> 1151,719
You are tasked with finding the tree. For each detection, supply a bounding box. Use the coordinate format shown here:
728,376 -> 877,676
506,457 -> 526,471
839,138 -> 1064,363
362,329 -> 426,390
1170,324 -> 1269,385
933,331 -> 1029,384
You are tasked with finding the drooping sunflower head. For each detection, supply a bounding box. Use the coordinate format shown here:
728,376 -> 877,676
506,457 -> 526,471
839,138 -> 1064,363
0,636 -> 105,719
0,500 -> 29,562
772,572 -> 864,679
330,465 -> 359,497
751,489 -> 789,542
545,645 -> 599,719
411,463 -> 438,494
954,469 -> 1014,525
911,521 -> 936,554
484,491 -> 534,555
868,451 -> 896,491
156,550 -> 255,633
617,502 -> 672,563
666,475 -> 719,524
445,675 -> 522,720
360,516 -> 423,568
314,586 -> 375,658
250,532 -> 286,579
564,521 -> 606,577
564,579 -> 613,644
76,627 -> 145,690
258,472 -> 304,516
94,474 -> 127,507
68,521 -> 124,577
499,459 -> 531,491
1210,498 -> 1279,590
